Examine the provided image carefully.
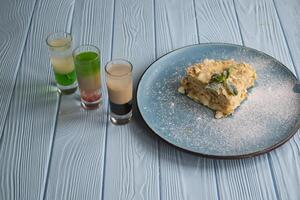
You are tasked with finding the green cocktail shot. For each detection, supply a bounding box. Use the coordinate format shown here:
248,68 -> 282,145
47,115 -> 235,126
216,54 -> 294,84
46,32 -> 77,94
54,70 -> 77,86
73,45 -> 101,109
51,55 -> 77,85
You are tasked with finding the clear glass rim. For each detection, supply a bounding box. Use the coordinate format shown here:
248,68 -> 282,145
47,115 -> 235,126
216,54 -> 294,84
105,58 -> 133,77
46,32 -> 72,48
72,44 -> 101,63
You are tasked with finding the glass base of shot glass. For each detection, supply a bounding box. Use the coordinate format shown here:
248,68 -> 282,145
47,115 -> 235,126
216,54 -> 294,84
110,110 -> 132,125
57,82 -> 78,95
81,97 -> 102,110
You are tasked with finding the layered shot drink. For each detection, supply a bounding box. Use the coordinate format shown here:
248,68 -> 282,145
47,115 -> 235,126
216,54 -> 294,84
46,32 -> 77,94
105,59 -> 133,124
73,45 -> 101,109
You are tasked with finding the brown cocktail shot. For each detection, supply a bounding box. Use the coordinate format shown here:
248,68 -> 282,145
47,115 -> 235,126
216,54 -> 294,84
105,59 -> 133,124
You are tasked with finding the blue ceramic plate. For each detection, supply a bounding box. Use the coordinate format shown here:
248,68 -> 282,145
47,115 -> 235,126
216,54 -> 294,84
137,43 -> 300,159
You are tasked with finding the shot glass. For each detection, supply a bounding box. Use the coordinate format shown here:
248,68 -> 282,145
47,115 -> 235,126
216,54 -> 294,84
73,45 -> 102,109
46,32 -> 77,95
105,59 -> 133,124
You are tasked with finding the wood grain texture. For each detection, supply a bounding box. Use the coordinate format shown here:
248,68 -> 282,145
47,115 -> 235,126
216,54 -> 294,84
195,0 -> 242,44
273,0 -> 300,77
44,95 -> 108,200
0,0 -> 75,198
194,0 -> 278,199
103,0 -> 159,199
155,0 -> 198,56
0,0 -> 36,139
155,0 -> 218,199
215,158 -> 277,200
44,0 -> 114,199
235,0 -> 300,199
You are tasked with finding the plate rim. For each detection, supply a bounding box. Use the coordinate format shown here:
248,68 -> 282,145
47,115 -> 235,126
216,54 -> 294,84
136,42 -> 300,159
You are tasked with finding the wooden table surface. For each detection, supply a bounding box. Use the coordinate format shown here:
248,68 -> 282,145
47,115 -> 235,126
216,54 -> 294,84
0,0 -> 299,199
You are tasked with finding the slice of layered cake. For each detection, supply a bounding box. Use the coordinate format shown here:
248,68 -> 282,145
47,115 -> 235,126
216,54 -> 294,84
178,59 -> 257,118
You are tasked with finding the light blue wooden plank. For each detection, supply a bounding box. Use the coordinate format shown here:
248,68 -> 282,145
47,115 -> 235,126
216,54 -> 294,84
44,0 -> 114,199
215,158 -> 278,199
195,0 -> 242,44
0,0 -> 75,199
235,0 -> 300,199
194,0 -> 278,199
154,0 -> 218,199
0,0 -> 37,140
102,0 -> 160,199
44,96 -> 108,200
155,0 -> 198,56
273,0 -> 300,77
